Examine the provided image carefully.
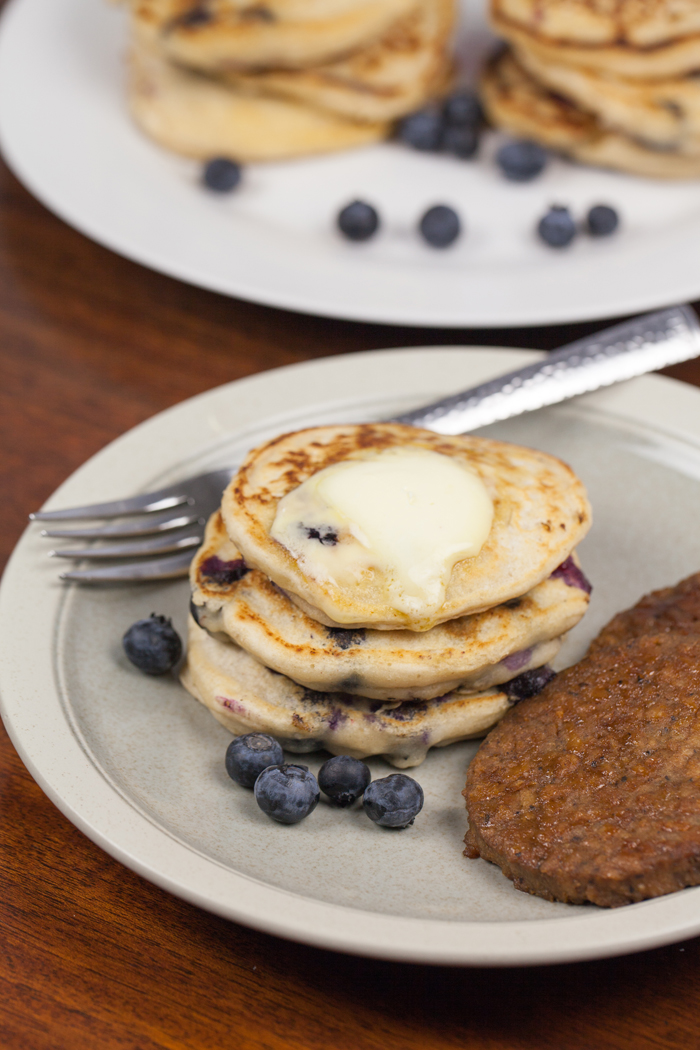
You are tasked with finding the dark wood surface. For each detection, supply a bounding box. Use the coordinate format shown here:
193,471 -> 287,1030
3,152 -> 700,1050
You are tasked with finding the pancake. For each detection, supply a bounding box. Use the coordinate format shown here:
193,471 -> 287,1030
517,46 -> 700,154
131,0 -> 420,73
181,616 -> 520,767
190,510 -> 589,700
481,50 -> 700,178
220,423 -> 591,632
128,41 -> 387,160
220,0 -> 455,123
491,0 -> 700,80
494,0 -> 700,49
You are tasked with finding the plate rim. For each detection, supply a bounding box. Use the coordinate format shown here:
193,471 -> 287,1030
6,345 -> 700,965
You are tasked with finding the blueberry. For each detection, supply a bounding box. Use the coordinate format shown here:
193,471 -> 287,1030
122,614 -> 182,675
363,773 -> 424,829
419,204 -> 461,248
199,555 -> 248,585
203,157 -> 242,193
504,665 -> 557,702
177,5 -> 212,26
496,140 -> 548,182
318,755 -> 371,807
398,109 -> 444,151
337,200 -> 380,242
225,733 -> 284,788
254,764 -> 320,824
303,525 -> 338,544
550,554 -> 592,594
443,90 -> 482,128
586,204 -> 619,237
538,205 -> 577,248
443,124 -> 479,159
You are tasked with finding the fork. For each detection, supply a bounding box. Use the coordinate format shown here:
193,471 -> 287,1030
30,304 -> 700,583
32,468 -> 235,582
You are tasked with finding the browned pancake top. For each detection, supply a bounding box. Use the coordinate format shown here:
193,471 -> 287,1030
492,0 -> 700,49
220,423 -> 591,631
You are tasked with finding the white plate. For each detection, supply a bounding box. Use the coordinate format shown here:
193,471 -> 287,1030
4,347 -> 700,965
2,0 -> 700,327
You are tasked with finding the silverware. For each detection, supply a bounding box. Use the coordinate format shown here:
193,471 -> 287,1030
31,469 -> 235,582
30,304 -> 700,583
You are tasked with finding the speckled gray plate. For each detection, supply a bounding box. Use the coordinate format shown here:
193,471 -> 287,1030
4,347 -> 700,966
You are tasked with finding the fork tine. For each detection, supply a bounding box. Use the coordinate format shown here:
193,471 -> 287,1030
33,467 -> 236,582
30,488 -> 192,522
40,510 -> 203,539
29,468 -> 236,523
48,530 -> 203,560
58,550 -> 196,582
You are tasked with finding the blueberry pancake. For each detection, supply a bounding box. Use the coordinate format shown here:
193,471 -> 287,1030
220,423 -> 592,632
481,49 -> 700,178
131,0 -> 420,73
182,617 -> 534,768
517,46 -> 700,156
128,41 -> 387,160
220,0 -> 455,123
491,0 -> 700,80
190,510 -> 590,700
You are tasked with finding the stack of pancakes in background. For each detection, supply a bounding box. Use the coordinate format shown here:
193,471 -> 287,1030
181,424 -> 593,768
127,0 -> 455,161
482,0 -> 700,178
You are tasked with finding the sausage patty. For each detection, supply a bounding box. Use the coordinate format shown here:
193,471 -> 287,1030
590,571 -> 700,652
464,582 -> 700,907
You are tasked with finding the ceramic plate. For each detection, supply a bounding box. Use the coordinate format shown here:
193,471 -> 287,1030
4,347 -> 700,965
2,0 -> 700,327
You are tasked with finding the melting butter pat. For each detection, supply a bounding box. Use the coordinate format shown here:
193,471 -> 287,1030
270,447 -> 494,616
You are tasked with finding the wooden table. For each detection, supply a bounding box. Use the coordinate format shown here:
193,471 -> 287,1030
3,152 -> 700,1050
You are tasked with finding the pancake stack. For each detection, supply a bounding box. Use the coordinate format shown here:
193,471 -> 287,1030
481,0 -> 700,178
126,0 -> 455,161
181,423 -> 593,768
